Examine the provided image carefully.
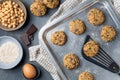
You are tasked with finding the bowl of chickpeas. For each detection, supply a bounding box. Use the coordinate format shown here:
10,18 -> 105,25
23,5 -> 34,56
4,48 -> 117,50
0,0 -> 27,31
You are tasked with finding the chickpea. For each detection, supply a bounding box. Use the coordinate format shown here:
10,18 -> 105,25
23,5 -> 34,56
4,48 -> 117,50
2,9 -> 6,12
4,11 -> 8,14
21,13 -> 24,17
11,16 -> 14,19
7,19 -> 10,24
7,10 -> 10,13
20,17 -> 24,20
18,20 -> 20,23
16,4 -> 18,7
10,10 -> 14,14
12,2 -> 15,5
6,14 -> 9,18
2,3 -> 5,6
13,25 -> 16,28
15,14 -> 18,17
4,23 -> 7,27
14,9 -> 17,14
13,22 -> 16,25
1,13 -> 4,17
20,9 -> 23,13
17,11 -> 20,15
10,13 -> 13,16
10,7 -> 13,11
5,5 -> 8,8
8,24 -> 12,28
4,19 -> 7,21
9,5 -> 12,8
13,5 -> 17,8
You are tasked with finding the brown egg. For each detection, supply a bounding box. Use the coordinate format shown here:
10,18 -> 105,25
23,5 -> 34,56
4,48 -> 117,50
22,63 -> 37,79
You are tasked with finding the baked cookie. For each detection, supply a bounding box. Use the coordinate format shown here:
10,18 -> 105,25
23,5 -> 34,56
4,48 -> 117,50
30,2 -> 46,16
88,8 -> 105,26
43,0 -> 59,9
83,40 -> 99,57
78,71 -> 94,80
63,53 -> 80,70
100,25 -> 116,42
69,19 -> 86,35
51,31 -> 67,46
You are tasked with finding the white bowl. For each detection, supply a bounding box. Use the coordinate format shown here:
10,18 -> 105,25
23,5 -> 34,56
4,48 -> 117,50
0,36 -> 23,69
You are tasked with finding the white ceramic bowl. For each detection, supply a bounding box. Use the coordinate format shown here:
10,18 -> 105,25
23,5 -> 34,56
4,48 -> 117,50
0,36 -> 23,69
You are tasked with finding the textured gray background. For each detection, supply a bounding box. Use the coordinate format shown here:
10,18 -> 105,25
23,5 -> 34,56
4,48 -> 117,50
0,0 -> 65,80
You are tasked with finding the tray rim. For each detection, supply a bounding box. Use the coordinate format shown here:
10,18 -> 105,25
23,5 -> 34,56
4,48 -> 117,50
38,0 -> 120,79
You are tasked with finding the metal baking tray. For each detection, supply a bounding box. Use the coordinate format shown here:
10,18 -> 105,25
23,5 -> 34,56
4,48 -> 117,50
39,0 -> 120,80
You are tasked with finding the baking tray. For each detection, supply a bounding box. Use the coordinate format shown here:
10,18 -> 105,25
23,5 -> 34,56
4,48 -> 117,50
39,0 -> 120,80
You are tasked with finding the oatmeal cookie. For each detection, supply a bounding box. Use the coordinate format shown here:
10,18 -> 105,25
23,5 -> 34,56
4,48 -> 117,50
30,2 -> 46,16
63,53 -> 80,70
78,71 -> 94,80
51,31 -> 67,46
101,25 -> 116,42
43,0 -> 59,9
83,40 -> 99,57
69,19 -> 86,35
88,8 -> 105,26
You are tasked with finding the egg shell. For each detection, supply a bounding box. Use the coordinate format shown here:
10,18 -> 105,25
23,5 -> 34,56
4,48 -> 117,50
22,63 -> 37,79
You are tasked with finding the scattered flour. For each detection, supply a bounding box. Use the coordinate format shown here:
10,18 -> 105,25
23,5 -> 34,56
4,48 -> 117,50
0,41 -> 19,63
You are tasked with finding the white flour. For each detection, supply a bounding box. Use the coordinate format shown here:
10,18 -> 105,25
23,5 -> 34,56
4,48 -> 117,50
0,41 -> 19,63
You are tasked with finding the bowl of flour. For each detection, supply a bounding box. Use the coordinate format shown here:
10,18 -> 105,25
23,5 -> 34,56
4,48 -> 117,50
0,36 -> 23,69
